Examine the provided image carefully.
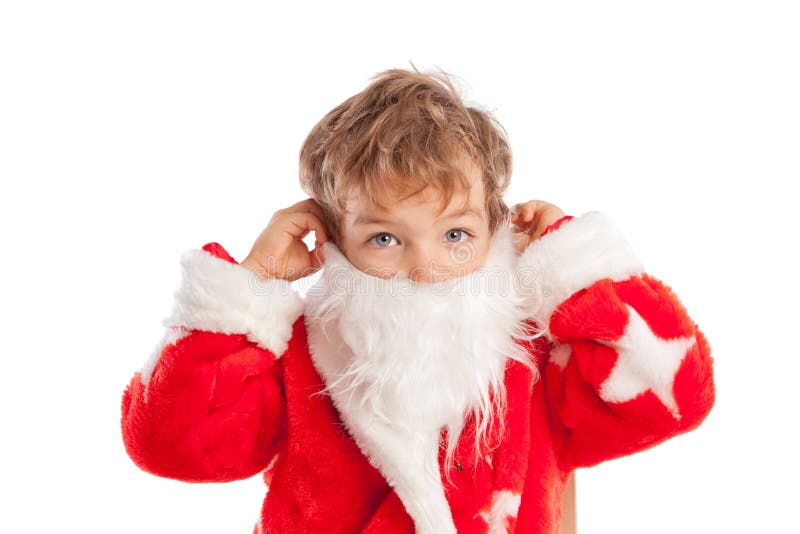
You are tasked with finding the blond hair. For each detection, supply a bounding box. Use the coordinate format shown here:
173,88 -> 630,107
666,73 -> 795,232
299,65 -> 513,246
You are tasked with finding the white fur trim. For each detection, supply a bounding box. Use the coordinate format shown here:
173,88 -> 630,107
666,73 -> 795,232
139,325 -> 191,401
161,248 -> 305,356
253,515 -> 264,534
516,210 -> 645,332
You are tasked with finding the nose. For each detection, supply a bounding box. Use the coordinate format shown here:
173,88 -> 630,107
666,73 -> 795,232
403,247 -> 446,283
408,266 -> 434,284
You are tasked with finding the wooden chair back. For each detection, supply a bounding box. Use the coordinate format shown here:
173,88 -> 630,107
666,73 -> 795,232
557,472 -> 576,534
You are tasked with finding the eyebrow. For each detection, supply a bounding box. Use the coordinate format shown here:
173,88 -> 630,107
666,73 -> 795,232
353,206 -> 483,226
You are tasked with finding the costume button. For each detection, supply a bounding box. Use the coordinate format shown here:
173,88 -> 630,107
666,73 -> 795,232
455,462 -> 463,472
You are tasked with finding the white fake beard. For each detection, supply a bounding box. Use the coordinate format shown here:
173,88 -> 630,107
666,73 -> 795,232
303,219 -> 543,478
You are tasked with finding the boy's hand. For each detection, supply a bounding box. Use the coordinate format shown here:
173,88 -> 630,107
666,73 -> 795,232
239,198 -> 331,282
511,200 -> 566,253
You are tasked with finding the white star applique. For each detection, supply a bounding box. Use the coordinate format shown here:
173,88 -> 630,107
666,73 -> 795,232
596,304 -> 696,421
549,343 -> 572,370
479,490 -> 521,533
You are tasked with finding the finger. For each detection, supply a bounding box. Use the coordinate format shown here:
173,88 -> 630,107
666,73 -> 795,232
310,217 -> 330,244
302,198 -> 326,222
309,243 -> 325,269
287,198 -> 327,226
281,205 -> 330,244
293,211 -> 330,244
285,198 -> 319,212
514,207 -> 536,231
281,211 -> 312,240
510,202 -> 526,225
297,200 -> 330,243
512,202 -> 534,223
511,231 -> 529,252
524,202 -> 540,222
511,202 -> 529,217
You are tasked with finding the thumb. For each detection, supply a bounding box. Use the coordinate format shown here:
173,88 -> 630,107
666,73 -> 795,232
310,241 -> 326,269
512,231 -> 528,253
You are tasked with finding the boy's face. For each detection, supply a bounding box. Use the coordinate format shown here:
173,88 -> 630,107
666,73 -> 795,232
339,162 -> 492,283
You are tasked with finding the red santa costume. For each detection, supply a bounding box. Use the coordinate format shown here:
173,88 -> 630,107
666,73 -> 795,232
121,210 -> 716,534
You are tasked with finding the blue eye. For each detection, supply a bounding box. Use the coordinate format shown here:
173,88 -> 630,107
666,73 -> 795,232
368,233 -> 398,248
445,229 -> 471,243
367,230 -> 472,248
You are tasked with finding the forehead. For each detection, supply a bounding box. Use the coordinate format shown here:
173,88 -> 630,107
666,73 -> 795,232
345,159 -> 485,221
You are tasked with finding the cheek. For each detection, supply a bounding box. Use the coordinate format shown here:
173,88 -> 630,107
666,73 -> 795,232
448,241 -> 489,274
345,248 -> 400,279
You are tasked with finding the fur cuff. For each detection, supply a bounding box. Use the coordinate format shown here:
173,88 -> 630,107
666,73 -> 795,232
517,210 -> 645,330
162,248 -> 305,357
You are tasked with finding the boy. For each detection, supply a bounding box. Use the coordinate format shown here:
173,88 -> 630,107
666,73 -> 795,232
121,67 -> 715,533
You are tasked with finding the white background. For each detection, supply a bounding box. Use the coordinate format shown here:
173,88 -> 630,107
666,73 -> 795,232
1,1 -> 797,533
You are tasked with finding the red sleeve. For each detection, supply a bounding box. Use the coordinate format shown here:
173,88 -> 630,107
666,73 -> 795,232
120,242 -> 305,482
518,211 -> 716,469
